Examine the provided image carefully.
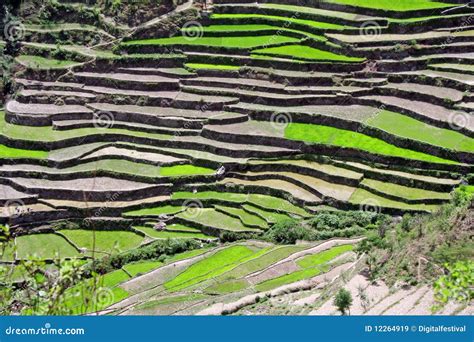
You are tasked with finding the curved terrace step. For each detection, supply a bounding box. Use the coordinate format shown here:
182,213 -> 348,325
73,72 -> 181,91
1,176 -> 172,202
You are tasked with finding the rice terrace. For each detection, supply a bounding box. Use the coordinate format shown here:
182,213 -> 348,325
0,0 -> 473,316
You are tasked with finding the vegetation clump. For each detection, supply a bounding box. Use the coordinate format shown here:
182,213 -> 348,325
355,186 -> 474,286
87,238 -> 207,275
334,288 -> 353,315
264,211 -> 388,244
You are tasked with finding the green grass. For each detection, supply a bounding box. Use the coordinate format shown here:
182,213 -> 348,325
16,55 -> 81,69
172,191 -> 248,203
0,112 -> 171,143
134,226 -> 214,240
59,230 -> 143,255
216,246 -> 306,281
255,267 -> 324,292
349,188 -> 440,212
205,279 -> 249,294
102,269 -> 131,287
243,204 -> 292,223
164,248 -> 211,264
252,45 -> 365,62
322,0 -> 453,11
366,110 -> 474,153
123,35 -> 299,49
192,24 -> 327,41
123,260 -> 164,277
67,159 -> 163,177
361,179 -> 451,201
0,144 -> 48,159
255,245 -> 354,291
215,206 -> 268,229
171,191 -> 309,217
124,205 -> 184,217
196,24 -> 279,32
185,63 -> 240,70
62,269 -> 130,314
159,165 -> 214,177
248,194 -> 310,217
285,123 -> 458,164
135,294 -> 207,310
251,53 -> 308,63
165,224 -> 202,233
297,244 -> 354,268
16,234 -> 79,259
211,13 -> 351,30
176,208 -> 260,232
164,245 -> 258,291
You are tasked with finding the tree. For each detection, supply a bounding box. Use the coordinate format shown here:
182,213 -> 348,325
334,288 -> 353,315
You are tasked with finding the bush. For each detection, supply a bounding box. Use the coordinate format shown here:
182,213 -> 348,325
86,238 -> 205,275
334,288 -> 353,315
432,241 -> 474,265
309,211 -> 382,230
400,213 -> 411,232
434,261 -> 474,307
451,185 -> 474,207
355,231 -> 389,255
219,231 -> 258,243
264,219 -> 309,244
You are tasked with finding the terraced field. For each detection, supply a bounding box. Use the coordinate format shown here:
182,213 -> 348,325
1,0 -> 473,315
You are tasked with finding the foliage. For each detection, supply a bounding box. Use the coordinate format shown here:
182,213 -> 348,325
264,219 -> 309,244
219,231 -> 258,243
0,225 -> 101,315
265,211 -> 386,244
309,211 -> 385,230
354,187 -> 473,286
451,185 -> 474,207
87,238 -> 204,275
433,261 -> 474,309
334,288 -> 353,315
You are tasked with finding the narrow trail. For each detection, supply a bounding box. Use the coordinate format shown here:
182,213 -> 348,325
128,0 -> 195,37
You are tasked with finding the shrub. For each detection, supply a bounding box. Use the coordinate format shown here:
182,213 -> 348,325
219,231 -> 258,243
451,185 -> 473,207
400,213 -> 411,232
334,288 -> 353,315
308,211 -> 382,230
87,238 -> 205,275
264,219 -> 309,244
433,261 -> 474,308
